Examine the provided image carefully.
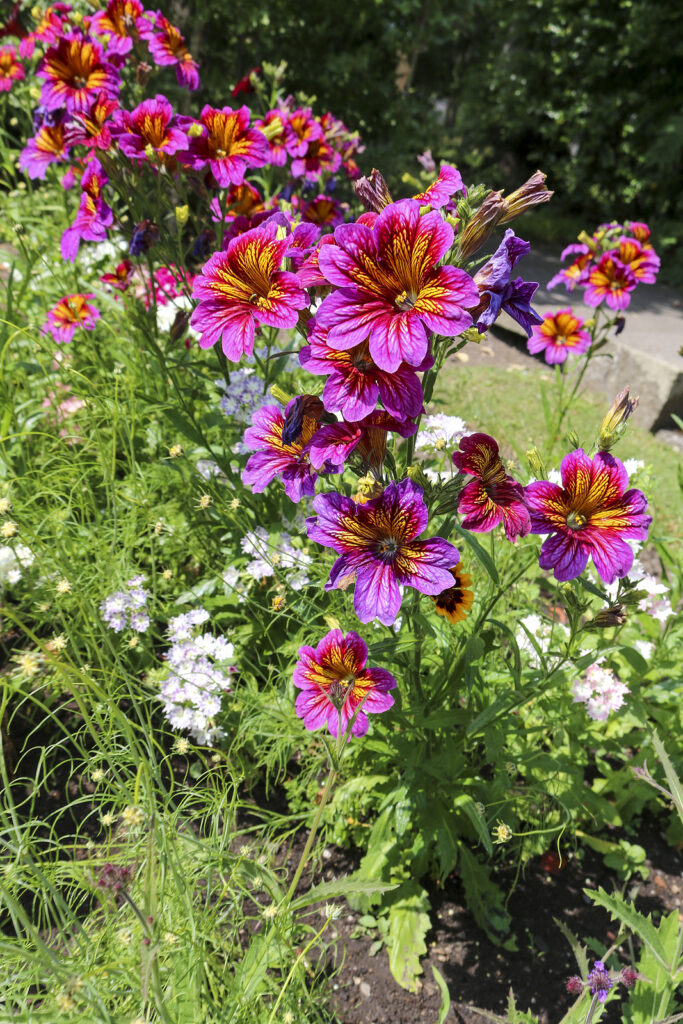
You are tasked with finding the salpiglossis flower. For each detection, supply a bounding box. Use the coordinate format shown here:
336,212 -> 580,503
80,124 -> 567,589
525,449 -> 651,583
60,156 -> 113,261
316,199 -> 479,373
42,293 -> 100,344
301,195 -> 344,228
300,322 -> 430,422
37,35 -> 119,112
291,136 -> 341,181
293,629 -> 396,738
307,411 -> 417,472
453,433 -> 530,541
412,164 -> 465,209
547,243 -> 594,292
284,107 -> 324,157
527,309 -> 591,364
609,236 -> 660,284
242,400 -> 339,503
90,0 -> 146,56
183,105 -> 268,187
19,120 -> 70,178
584,254 -> 637,310
432,561 -> 473,623
469,229 -> 542,336
64,91 -> 119,150
0,46 -> 25,91
112,94 -> 189,162
190,219 -> 308,360
306,478 -> 459,625
139,13 -> 199,90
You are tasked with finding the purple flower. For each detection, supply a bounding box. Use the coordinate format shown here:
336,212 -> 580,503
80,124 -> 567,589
60,157 -> 113,261
469,228 -> 543,336
306,478 -> 459,625
587,961 -> 612,1003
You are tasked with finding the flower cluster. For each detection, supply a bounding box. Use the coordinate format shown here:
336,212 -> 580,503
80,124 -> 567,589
240,527 -> 312,589
100,575 -> 150,633
159,608 -> 236,743
549,221 -> 660,310
571,661 -> 629,721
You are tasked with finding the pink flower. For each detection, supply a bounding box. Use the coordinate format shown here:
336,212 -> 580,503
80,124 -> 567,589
316,199 -> 479,373
60,156 -> 113,261
306,478 -> 459,625
453,433 -> 530,541
284,107 -> 323,158
547,243 -> 594,292
307,411 -> 417,471
183,104 -> 268,187
294,629 -> 396,738
291,136 -> 341,182
64,91 -> 119,150
190,219 -> 308,360
139,12 -> 199,90
36,35 -> 119,112
300,195 -> 345,229
527,309 -> 591,364
19,121 -> 70,179
584,254 -> 637,310
525,449 -> 651,583
254,109 -> 288,166
0,46 -> 24,91
42,293 -> 100,344
112,94 -> 189,162
412,164 -> 465,209
609,236 -> 660,285
90,0 -> 145,56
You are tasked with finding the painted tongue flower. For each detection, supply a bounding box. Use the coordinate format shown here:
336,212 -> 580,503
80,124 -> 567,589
190,219 -> 308,361
19,120 -> 70,179
183,104 -> 268,187
37,35 -> 119,112
306,478 -> 459,625
112,94 -> 189,162
139,13 -> 200,90
527,309 -> 591,364
293,629 -> 396,738
412,164 -> 465,209
60,156 -> 113,261
584,254 -> 637,310
525,449 -> 651,583
453,433 -> 530,542
316,199 -> 479,373
609,236 -> 660,284
299,322 -> 430,422
432,561 -> 473,623
64,91 -> 119,150
90,0 -> 145,55
469,228 -> 542,336
307,411 -> 417,472
0,46 -> 25,91
42,293 -> 100,344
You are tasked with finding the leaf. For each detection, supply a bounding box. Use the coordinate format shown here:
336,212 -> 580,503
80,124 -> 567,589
431,965 -> 451,1024
652,731 -> 683,826
460,847 -> 515,948
553,917 -> 589,978
450,523 -> 499,583
291,875 -> 398,911
387,882 -> 430,992
454,793 -> 493,855
586,888 -> 671,970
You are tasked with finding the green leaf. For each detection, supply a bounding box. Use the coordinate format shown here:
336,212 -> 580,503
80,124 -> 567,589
431,965 -> 451,1024
291,875 -> 398,911
450,523 -> 499,583
387,882 -> 430,992
553,917 -> 589,978
586,888 -> 671,970
454,794 -> 493,855
459,847 -> 515,948
652,730 -> 683,826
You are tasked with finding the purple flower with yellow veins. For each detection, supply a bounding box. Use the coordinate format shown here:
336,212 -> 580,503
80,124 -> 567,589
294,629 -> 396,738
182,104 -> 268,187
19,119 -> 70,179
306,478 -> 459,625
412,163 -> 465,210
316,199 -> 479,373
37,35 -> 119,113
453,433 -> 530,542
60,157 -> 113,261
525,449 -> 651,583
112,95 -> 189,163
307,411 -> 416,471
300,321 -> 430,422
469,228 -> 542,336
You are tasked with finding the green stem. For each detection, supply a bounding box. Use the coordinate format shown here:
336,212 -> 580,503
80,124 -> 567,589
283,757 -> 337,906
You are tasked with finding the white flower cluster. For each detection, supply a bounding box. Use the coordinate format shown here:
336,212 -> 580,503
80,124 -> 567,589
571,661 -> 629,722
606,557 -> 674,623
415,414 -> 469,454
240,528 -> 312,589
0,544 -> 34,589
99,575 -> 150,633
159,608 -> 236,744
516,613 -> 568,668
216,370 -> 266,425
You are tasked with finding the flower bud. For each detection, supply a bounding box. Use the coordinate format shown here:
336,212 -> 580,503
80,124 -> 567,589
457,190 -> 506,261
136,62 -> 152,88
353,168 -> 393,213
175,205 -> 189,227
566,429 -> 581,451
525,446 -> 547,480
583,604 -> 627,629
269,384 -> 293,407
498,170 -> 553,224
598,387 -> 639,452
260,115 -> 284,142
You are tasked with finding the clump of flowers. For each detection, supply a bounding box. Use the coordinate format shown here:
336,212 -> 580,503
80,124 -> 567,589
100,575 -> 150,633
571,661 -> 629,721
415,413 -> 469,454
159,608 -> 236,743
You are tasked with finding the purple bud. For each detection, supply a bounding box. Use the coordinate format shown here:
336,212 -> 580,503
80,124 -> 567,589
566,975 -> 584,995
620,966 -> 638,989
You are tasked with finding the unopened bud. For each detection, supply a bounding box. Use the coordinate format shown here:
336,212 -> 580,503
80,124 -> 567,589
169,310 -> 190,342
353,168 -> 393,213
525,447 -> 547,480
269,384 -> 293,407
577,230 -> 600,254
499,170 -> 553,225
457,190 -> 506,261
136,62 -> 152,88
175,204 -> 189,227
583,604 -> 627,630
598,387 -> 639,451
566,429 -> 581,451
462,326 -> 482,344
260,115 -> 283,141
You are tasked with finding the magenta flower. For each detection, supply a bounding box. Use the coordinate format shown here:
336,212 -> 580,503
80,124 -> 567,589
37,35 -> 119,112
453,433 -> 530,542
300,322 -> 430,422
584,254 -> 637,310
64,92 -> 119,151
547,243 -> 594,292
183,105 -> 268,187
19,121 -> 70,179
610,236 -> 660,285
300,195 -> 345,229
284,107 -> 324,158
307,411 -> 417,471
112,95 -> 189,162
139,13 -> 200,90
306,478 -> 459,625
291,137 -> 341,181
0,46 -> 25,91
90,0 -> 145,56
60,157 -> 113,261
254,109 -> 288,166
469,229 -> 542,336
527,309 -> 591,365
242,400 -> 338,503
316,199 -> 479,373
412,164 -> 465,209
42,293 -> 100,344
285,222 -> 320,272
190,220 -> 308,361
294,629 -> 396,738
525,449 -> 651,583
